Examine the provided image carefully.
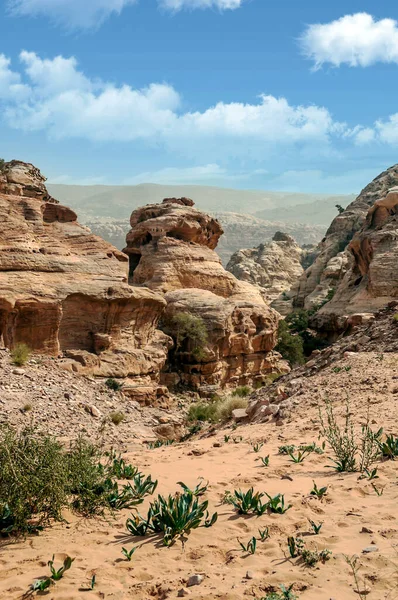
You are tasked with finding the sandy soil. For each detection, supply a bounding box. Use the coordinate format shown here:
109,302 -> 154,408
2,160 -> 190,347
1,351 -> 398,600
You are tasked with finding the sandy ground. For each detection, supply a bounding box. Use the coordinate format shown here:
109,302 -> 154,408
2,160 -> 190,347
1,351 -> 398,600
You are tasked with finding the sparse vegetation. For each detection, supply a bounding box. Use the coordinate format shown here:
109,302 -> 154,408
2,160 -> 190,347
22,403 -> 32,413
121,546 -> 137,561
309,519 -> 323,534
0,427 -> 158,534
109,411 -> 126,425
377,433 -> 398,459
238,536 -> 257,554
48,555 -> 75,581
265,493 -> 292,514
310,481 -> 328,499
126,487 -> 217,546
232,385 -> 251,397
166,312 -> 208,361
275,319 -> 305,366
0,158 -> 5,171
336,204 -> 345,214
187,394 -> 248,424
259,455 -> 270,467
252,442 -> 264,453
105,378 -> 123,391
224,488 -> 268,516
258,584 -> 298,600
10,342 -> 31,366
344,554 -> 369,600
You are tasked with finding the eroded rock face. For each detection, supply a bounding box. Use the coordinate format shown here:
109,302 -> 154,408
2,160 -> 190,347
292,165 -> 398,314
312,188 -> 398,331
226,232 -> 310,315
0,161 -> 171,402
125,199 -> 286,389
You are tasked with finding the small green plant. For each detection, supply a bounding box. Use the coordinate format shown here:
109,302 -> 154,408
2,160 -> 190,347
178,480 -> 208,497
309,519 -> 323,534
10,343 -> 31,366
31,578 -> 53,592
109,411 -> 125,425
238,536 -> 257,554
344,554 -> 368,600
287,536 -> 304,558
258,527 -> 270,541
106,452 -> 138,480
121,546 -> 137,561
259,455 -> 270,467
105,377 -> 122,391
278,444 -> 296,455
259,584 -> 298,600
298,441 -> 325,454
362,467 -> 379,480
393,313 -> 398,322
168,312 -> 208,360
146,439 -> 175,449
22,403 -> 32,413
252,442 -> 264,453
310,481 -> 328,499
225,488 -> 268,516
275,320 -> 305,367
371,482 -> 385,496
378,433 -> 398,459
48,555 -> 75,581
232,436 -> 243,443
91,575 -> 96,590
265,493 -> 292,514
318,397 -> 357,472
224,435 -> 230,443
126,490 -> 217,546
301,547 -> 331,567
287,448 -> 310,463
232,386 -> 251,397
336,204 -> 345,214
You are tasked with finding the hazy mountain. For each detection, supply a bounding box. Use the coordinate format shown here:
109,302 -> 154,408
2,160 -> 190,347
48,182 -> 354,220
47,182 -> 355,263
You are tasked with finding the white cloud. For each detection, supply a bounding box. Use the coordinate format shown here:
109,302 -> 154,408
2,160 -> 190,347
300,13 -> 398,69
7,0 -> 243,29
159,0 -> 243,11
0,52 -> 346,155
8,0 -> 138,29
0,54 -> 30,101
121,163 -> 258,185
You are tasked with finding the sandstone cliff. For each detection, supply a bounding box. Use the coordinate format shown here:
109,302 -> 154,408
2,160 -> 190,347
292,165 -> 398,314
0,161 -> 171,403
124,198 -> 286,390
226,232 -> 314,315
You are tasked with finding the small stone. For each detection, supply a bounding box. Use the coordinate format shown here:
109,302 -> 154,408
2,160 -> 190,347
213,442 -> 222,448
12,368 -> 25,375
245,570 -> 254,580
232,408 -> 248,422
187,574 -> 204,587
177,589 -> 190,597
362,546 -> 378,553
90,405 -> 101,418
361,527 -> 374,534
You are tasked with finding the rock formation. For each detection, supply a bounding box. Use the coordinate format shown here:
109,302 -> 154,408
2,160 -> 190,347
226,232 -> 315,315
0,160 -> 171,403
124,198 -> 286,390
292,165 -> 398,315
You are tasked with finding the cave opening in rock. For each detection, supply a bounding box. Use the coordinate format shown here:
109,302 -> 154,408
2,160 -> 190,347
129,253 -> 142,279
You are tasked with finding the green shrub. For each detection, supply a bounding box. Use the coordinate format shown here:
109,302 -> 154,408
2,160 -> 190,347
187,401 -> 220,423
10,343 -> 31,366
393,313 -> 398,322
232,385 -> 251,397
105,378 -> 122,391
0,426 -> 68,534
276,320 -> 305,366
187,395 -> 248,424
167,312 -> 208,360
109,411 -> 125,425
0,158 -> 5,172
126,488 -> 217,546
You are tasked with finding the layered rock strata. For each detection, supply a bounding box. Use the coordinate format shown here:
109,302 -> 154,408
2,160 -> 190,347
124,198 -> 286,390
0,161 -> 170,402
292,165 -> 398,316
226,232 -> 311,315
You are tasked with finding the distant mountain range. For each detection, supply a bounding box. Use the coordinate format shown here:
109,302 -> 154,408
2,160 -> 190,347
47,182 -> 355,263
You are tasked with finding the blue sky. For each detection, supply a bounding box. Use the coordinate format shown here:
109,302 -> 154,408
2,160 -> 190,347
1,0 -> 398,193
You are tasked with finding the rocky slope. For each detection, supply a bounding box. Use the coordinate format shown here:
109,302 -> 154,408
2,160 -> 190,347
226,232 -> 315,315
292,165 -> 398,320
0,160 -> 171,403
124,198 -> 287,390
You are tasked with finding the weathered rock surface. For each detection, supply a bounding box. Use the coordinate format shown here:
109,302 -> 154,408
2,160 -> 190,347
292,165 -> 398,317
312,188 -> 398,331
0,161 -> 171,402
124,198 -> 286,389
226,232 -> 314,315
